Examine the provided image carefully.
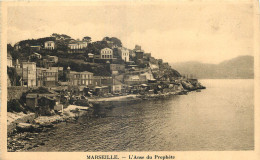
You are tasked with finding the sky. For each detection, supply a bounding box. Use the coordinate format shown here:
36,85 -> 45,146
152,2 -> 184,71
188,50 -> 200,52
7,1 -> 254,64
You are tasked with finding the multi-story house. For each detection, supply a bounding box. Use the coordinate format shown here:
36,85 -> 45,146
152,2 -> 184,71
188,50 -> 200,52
37,67 -> 59,87
118,47 -> 130,62
21,62 -> 37,87
67,70 -> 93,87
44,41 -> 55,50
100,48 -> 113,59
93,76 -> 113,87
68,41 -> 87,53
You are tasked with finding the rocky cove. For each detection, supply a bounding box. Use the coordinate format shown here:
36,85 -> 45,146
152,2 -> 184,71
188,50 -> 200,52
7,79 -> 205,152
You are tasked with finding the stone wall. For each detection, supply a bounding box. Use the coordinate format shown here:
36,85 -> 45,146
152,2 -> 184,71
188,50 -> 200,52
8,86 -> 29,100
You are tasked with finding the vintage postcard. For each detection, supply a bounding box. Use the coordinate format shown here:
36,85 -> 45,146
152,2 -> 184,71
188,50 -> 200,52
0,0 -> 260,160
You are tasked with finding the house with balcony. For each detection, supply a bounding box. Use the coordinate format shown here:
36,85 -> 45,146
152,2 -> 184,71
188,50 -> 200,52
68,41 -> 87,53
100,48 -> 113,59
44,41 -> 55,50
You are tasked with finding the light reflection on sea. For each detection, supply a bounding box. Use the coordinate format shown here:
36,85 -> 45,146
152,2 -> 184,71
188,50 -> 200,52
30,79 -> 254,151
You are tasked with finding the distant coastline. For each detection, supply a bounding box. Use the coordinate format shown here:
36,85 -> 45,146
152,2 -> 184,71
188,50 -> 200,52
171,55 -> 254,79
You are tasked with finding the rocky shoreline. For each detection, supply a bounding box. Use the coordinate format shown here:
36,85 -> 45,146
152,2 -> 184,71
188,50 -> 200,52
7,105 -> 91,152
7,81 -> 205,152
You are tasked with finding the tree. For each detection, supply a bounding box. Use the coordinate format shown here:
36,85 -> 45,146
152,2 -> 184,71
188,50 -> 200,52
110,37 -> 122,47
7,99 -> 23,112
7,43 -> 14,52
56,40 -> 69,51
51,33 -> 71,40
83,36 -> 92,43
102,37 -> 122,47
7,67 -> 21,86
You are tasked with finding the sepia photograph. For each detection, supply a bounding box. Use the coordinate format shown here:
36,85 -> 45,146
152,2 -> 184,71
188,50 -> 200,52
1,0 -> 260,159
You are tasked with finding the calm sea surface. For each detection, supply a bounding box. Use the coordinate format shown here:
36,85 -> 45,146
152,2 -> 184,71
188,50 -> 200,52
31,79 -> 254,151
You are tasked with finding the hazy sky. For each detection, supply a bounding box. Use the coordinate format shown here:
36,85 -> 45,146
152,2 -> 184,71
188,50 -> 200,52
7,2 -> 254,64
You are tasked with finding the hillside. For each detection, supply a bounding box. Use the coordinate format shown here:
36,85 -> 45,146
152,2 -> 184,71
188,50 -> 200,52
171,55 -> 254,79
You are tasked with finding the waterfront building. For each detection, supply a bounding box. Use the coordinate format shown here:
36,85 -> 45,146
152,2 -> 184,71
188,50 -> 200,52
93,76 -> 113,87
21,62 -> 37,87
36,67 -> 59,87
68,70 -> 93,87
118,47 -> 130,62
124,74 -> 147,85
112,79 -> 123,93
100,48 -> 113,59
26,93 -> 38,110
44,41 -> 55,50
26,90 -> 59,112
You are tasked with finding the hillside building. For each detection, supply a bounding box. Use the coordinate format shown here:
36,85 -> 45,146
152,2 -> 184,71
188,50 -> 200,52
118,47 -> 130,62
44,41 -> 55,50
100,48 -> 113,59
21,62 -> 37,87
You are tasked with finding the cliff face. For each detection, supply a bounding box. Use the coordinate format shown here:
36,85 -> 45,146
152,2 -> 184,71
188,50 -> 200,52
171,55 -> 254,79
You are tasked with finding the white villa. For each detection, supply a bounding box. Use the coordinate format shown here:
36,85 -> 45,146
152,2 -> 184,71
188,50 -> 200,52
100,48 -> 113,59
44,41 -> 55,50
